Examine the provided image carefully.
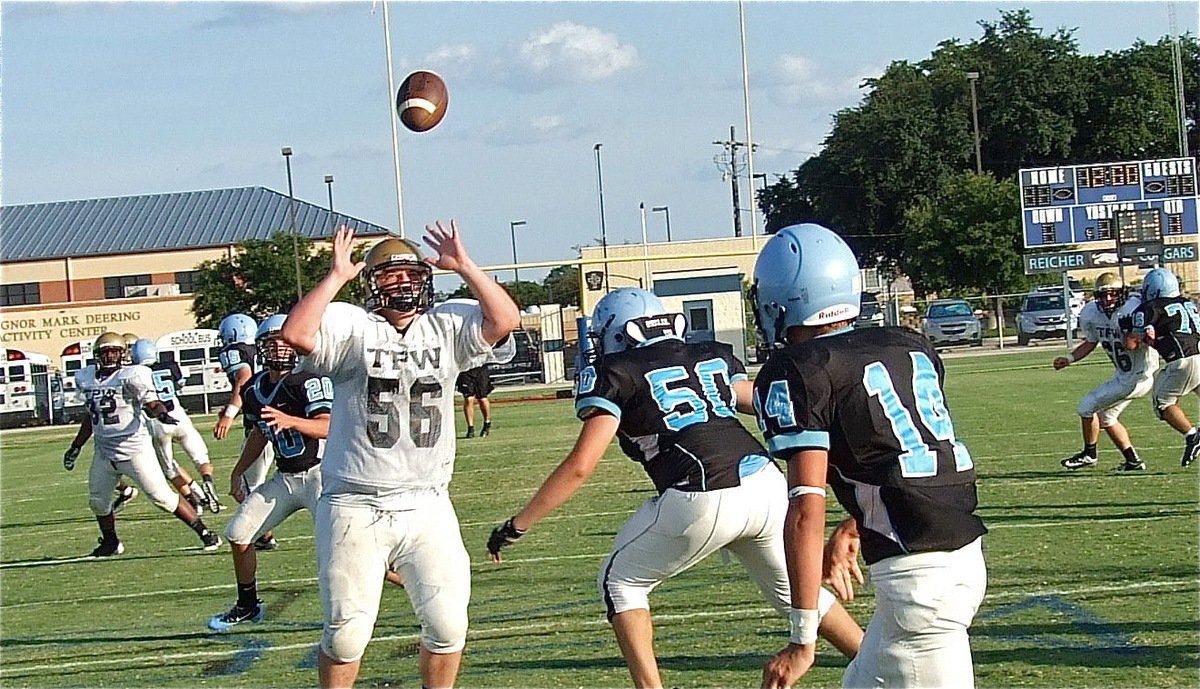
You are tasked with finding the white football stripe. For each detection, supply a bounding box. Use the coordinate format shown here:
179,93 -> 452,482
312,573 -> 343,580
399,97 -> 437,114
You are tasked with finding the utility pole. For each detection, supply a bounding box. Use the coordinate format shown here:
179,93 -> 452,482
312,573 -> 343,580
713,125 -> 746,238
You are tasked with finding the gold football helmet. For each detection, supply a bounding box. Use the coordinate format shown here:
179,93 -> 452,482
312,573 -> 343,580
1093,272 -> 1124,316
120,332 -> 138,364
362,236 -> 434,314
94,332 -> 126,373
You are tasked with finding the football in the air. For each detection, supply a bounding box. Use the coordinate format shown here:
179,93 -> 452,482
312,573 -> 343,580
395,70 -> 448,133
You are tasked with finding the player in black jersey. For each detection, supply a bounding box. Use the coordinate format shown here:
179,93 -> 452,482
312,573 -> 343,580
752,224 -> 987,689
216,313 -> 278,549
1124,268 -> 1200,467
487,288 -> 861,689
208,315 -> 334,631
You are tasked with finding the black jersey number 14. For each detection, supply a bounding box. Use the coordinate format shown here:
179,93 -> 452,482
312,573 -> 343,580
367,376 -> 443,448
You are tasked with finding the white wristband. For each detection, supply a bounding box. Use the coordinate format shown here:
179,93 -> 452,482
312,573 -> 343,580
788,607 -> 819,646
1065,353 -> 1076,364
222,404 -> 240,419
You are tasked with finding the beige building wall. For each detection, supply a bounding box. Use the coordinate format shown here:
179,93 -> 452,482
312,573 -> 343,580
1,296 -> 199,364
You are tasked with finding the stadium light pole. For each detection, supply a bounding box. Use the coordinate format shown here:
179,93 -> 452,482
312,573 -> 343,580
324,174 -> 335,235
509,219 -> 527,284
281,146 -> 303,301
652,205 -> 671,242
639,202 -> 651,288
966,72 -> 983,174
594,143 -> 610,291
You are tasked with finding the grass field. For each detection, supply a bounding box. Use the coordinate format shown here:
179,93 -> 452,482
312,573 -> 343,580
1,348 -> 1198,688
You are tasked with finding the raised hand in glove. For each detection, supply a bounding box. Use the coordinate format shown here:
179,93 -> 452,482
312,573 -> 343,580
63,445 -> 81,471
487,517 -> 525,562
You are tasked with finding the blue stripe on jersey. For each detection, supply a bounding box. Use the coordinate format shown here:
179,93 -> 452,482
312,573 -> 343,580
576,396 -> 622,420
305,402 -> 332,415
730,372 -> 748,383
737,453 -> 770,478
767,430 -> 830,457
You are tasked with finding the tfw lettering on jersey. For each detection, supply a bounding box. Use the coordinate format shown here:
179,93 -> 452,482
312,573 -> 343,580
368,346 -> 442,370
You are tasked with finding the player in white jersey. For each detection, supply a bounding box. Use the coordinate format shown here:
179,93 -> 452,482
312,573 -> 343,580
1054,273 -> 1159,472
63,332 -> 223,557
130,338 -> 221,514
282,223 -> 520,689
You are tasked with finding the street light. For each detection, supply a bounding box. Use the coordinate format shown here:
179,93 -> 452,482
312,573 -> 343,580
639,203 -> 650,288
593,143 -> 610,291
651,205 -> 671,242
324,174 -> 335,235
966,71 -> 982,174
509,220 -> 527,283
281,146 -> 303,300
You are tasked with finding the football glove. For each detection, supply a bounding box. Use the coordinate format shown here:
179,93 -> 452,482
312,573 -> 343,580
155,411 -> 179,426
63,445 -> 81,471
487,517 -> 525,558
1117,315 -> 1133,333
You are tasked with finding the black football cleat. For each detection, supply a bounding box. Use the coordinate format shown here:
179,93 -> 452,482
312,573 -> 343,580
91,537 -> 125,557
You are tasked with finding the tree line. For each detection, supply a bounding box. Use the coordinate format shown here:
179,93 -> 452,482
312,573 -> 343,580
757,9 -> 1198,296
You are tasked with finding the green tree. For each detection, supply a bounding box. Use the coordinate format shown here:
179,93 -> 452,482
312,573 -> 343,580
902,172 -> 1032,295
542,264 -> 580,306
190,233 -> 361,328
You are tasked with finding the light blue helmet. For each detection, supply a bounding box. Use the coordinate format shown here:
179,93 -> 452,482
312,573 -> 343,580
218,313 -> 258,346
589,288 -> 686,357
750,223 -> 861,345
255,314 -> 296,371
130,338 -> 158,366
1140,268 -> 1181,300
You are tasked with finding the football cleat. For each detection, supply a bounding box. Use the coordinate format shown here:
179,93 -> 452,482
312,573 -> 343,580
1060,452 -> 1098,470
465,427 -> 475,439
91,537 -> 125,558
1115,460 -> 1146,472
207,601 -> 265,632
480,422 -> 491,438
1181,434 -> 1199,468
202,478 -> 224,513
111,486 -> 139,514
253,535 -> 278,551
200,530 -> 222,552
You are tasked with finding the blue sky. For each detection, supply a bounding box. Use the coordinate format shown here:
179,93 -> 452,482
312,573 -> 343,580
4,1 -> 1194,288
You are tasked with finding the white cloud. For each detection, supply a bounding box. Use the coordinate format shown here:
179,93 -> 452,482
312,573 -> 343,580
517,22 -> 638,85
475,113 -> 588,147
422,44 -> 479,76
771,54 -> 877,107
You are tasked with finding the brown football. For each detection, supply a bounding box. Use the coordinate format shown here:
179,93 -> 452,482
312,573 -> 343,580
395,70 -> 448,133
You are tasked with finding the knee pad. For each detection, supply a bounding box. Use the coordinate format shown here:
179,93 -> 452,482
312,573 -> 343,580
417,596 -> 468,654
148,490 -> 180,513
89,494 -> 113,516
597,556 -> 652,620
321,618 -> 374,664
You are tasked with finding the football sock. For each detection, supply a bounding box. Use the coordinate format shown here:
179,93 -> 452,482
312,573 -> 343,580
188,479 -> 204,495
237,581 -> 259,609
188,518 -> 210,535
1121,446 -> 1140,463
1083,443 -> 1098,458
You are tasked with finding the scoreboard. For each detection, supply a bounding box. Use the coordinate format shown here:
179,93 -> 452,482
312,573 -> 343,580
1020,157 -> 1198,248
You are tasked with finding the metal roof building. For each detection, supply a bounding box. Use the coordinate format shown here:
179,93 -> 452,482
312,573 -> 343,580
1,186 -> 391,263
0,186 -> 394,358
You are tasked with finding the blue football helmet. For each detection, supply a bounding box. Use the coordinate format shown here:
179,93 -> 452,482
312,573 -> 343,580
130,338 -> 158,366
589,288 -> 686,358
750,223 -> 861,345
218,313 -> 258,347
1140,268 -> 1181,300
255,314 -> 296,371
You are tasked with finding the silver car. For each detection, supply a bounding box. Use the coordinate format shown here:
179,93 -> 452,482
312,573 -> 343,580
1017,290 -> 1075,345
922,299 -> 983,347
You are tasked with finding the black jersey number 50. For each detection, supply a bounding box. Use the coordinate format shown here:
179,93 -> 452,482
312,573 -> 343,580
367,376 -> 443,448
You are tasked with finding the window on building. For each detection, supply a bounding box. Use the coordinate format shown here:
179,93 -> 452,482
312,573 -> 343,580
175,270 -> 200,294
0,282 -> 41,306
104,274 -> 152,299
